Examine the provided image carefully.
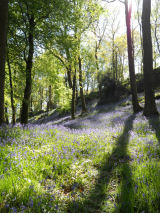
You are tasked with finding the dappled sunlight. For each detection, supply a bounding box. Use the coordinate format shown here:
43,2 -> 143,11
1,101 -> 160,212
1,0 -> 160,212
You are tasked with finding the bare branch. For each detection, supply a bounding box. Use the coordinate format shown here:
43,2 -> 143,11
50,49 -> 66,68
102,0 -> 116,2
102,0 -> 125,4
118,0 -> 125,4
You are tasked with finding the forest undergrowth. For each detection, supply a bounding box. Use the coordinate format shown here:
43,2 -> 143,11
1,100 -> 160,212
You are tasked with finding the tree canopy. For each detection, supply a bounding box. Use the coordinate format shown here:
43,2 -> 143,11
0,0 -> 160,124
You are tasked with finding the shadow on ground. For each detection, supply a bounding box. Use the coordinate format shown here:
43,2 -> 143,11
63,102 -> 131,130
67,114 -> 136,213
31,96 -> 132,129
148,116 -> 160,143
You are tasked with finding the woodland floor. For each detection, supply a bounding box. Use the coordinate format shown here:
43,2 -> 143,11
1,93 -> 160,212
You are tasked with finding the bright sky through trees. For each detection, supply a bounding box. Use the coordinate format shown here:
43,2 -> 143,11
101,0 -> 138,35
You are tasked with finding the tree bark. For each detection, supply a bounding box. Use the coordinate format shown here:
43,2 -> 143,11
66,65 -> 73,89
115,51 -> 118,82
142,0 -> 158,116
7,51 -> 16,124
112,33 -> 115,81
136,0 -> 144,74
5,104 -> 9,124
154,17 -> 160,55
71,69 -> 77,119
78,57 -> 87,114
76,83 -> 78,105
21,15 -> 34,124
95,42 -> 102,96
40,87 -> 43,110
125,0 -> 142,113
0,0 -> 8,125
47,85 -> 53,111
30,96 -> 33,114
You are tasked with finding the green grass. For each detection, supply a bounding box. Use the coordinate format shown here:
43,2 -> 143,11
1,114 -> 160,212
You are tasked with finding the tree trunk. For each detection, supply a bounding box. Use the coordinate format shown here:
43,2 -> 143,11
142,0 -> 158,116
112,33 -> 115,81
71,69 -> 77,119
0,0 -> 8,125
95,42 -> 102,96
7,52 -> 16,125
30,96 -> 33,114
40,88 -> 43,110
47,85 -> 53,111
120,54 -> 124,82
5,104 -> 9,124
86,75 -> 89,94
78,57 -> 87,114
136,0 -> 144,74
21,15 -> 34,124
154,15 -> 160,55
125,0 -> 142,113
67,65 -> 73,89
115,51 -> 118,82
76,83 -> 78,105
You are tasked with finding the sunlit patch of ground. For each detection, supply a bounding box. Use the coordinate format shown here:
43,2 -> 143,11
1,97 -> 160,212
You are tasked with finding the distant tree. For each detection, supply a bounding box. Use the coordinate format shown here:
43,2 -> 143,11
45,0 -> 101,118
9,0 -> 52,124
92,15 -> 108,96
114,35 -> 127,82
71,69 -> 77,119
78,56 -> 87,113
0,0 -> 8,125
152,0 -> 160,56
104,0 -> 141,112
142,0 -> 158,116
32,52 -> 71,113
109,10 -> 119,82
135,0 -> 143,73
151,0 -> 160,68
